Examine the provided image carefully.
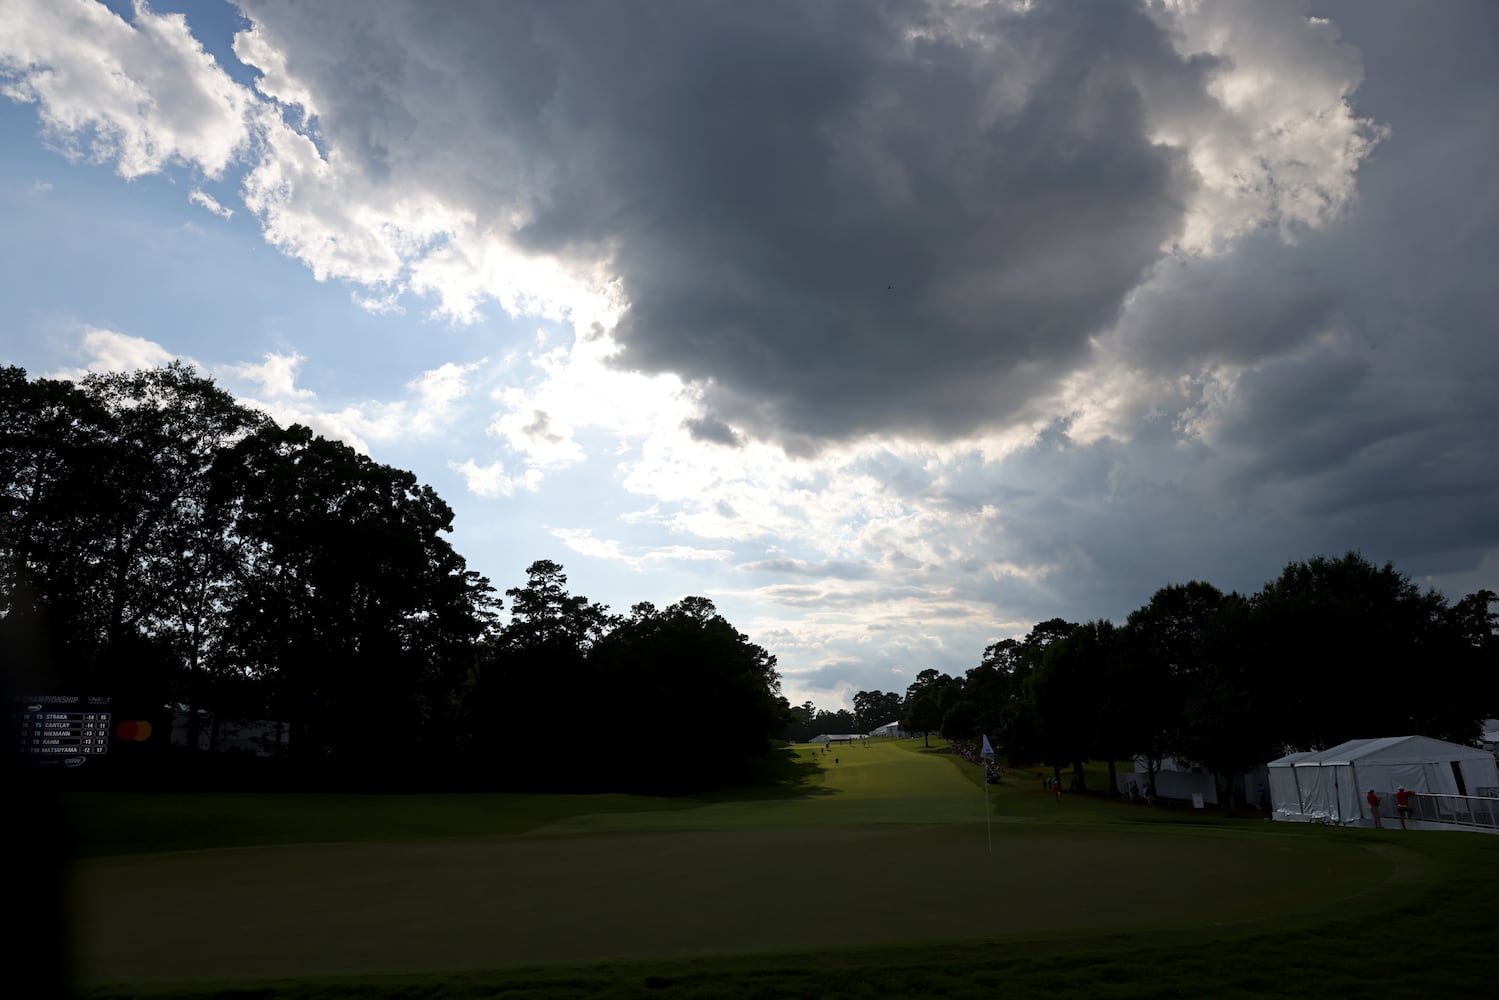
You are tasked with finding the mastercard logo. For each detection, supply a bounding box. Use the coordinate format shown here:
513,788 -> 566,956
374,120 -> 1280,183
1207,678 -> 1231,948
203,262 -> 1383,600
115,720 -> 154,742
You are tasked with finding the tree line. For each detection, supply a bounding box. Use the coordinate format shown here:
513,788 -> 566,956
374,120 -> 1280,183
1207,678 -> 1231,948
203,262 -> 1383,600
893,558 -> 1497,803
777,689 -> 903,743
8,365 -> 1495,799
1,365 -> 784,793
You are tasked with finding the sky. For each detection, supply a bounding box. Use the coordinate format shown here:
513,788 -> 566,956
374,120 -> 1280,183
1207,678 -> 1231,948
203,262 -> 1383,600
2,0 -> 1496,711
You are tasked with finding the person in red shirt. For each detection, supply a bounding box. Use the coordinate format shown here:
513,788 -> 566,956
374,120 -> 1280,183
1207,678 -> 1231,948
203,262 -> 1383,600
1366,788 -> 1383,829
1395,786 -> 1414,830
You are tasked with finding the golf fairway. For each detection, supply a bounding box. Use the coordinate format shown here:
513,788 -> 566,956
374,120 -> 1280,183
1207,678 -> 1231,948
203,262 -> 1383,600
67,741 -> 1424,985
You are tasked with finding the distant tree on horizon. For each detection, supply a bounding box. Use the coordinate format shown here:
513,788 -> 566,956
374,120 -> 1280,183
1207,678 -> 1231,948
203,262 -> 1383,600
957,552 -> 1495,805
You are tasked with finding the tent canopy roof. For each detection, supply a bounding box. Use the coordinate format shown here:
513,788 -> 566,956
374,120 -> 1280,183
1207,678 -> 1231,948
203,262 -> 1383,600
1267,751 -> 1316,767
1270,735 -> 1490,768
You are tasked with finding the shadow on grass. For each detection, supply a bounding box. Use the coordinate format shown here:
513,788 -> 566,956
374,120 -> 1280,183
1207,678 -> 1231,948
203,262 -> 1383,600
703,745 -> 834,803
79,841 -> 1499,999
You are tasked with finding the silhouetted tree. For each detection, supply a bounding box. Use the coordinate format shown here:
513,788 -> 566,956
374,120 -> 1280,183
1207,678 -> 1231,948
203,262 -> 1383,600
1249,552 -> 1480,751
590,595 -> 784,792
216,422 -> 494,769
1029,620 -> 1107,790
778,698 -> 818,741
940,700 -> 981,741
1173,593 -> 1282,805
1117,582 -> 1225,792
812,707 -> 860,735
902,694 -> 945,748
501,559 -> 614,653
853,689 -> 903,732
0,368 -> 117,691
1449,589 -> 1499,722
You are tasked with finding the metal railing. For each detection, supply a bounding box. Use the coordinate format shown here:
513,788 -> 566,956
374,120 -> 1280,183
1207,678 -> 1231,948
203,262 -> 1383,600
1395,792 -> 1499,831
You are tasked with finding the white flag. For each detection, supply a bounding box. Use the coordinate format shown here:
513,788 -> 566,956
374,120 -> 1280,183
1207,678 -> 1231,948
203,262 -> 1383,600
980,734 -> 995,760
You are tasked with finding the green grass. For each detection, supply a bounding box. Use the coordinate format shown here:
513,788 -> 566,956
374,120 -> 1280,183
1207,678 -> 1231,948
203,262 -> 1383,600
64,739 -> 1499,998
62,789 -> 704,856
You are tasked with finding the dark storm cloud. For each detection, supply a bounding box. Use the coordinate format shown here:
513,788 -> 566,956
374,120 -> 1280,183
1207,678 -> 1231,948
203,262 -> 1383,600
789,662 -> 869,693
591,0 -> 1200,444
682,415 -> 742,447
223,0 -> 1497,652
237,0 -> 1203,444
936,0 -> 1499,622
1108,239 -> 1343,372
1197,2 -> 1499,572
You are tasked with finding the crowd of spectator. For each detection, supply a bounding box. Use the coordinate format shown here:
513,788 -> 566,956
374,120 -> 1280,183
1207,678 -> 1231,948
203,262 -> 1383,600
947,738 -> 1005,784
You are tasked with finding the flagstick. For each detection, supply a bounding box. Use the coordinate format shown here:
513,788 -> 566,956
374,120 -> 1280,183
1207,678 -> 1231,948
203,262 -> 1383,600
980,734 -> 995,855
985,775 -> 992,855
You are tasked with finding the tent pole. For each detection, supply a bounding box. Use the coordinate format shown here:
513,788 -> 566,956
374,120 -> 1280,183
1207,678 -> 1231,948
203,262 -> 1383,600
1350,762 -> 1363,827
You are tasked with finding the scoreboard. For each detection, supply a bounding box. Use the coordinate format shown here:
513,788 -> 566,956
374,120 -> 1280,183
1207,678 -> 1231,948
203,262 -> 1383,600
8,695 -> 117,766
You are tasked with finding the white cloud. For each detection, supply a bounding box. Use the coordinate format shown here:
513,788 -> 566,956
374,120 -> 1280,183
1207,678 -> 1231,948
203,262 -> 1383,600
230,21 -> 317,122
188,188 -> 234,219
488,403 -> 584,469
218,351 -> 314,400
238,110 -> 420,285
0,0 -> 253,179
405,232 -> 623,331
351,289 -> 405,316
551,527 -> 625,562
39,323 -> 1103,671
234,357 -> 487,453
51,326 -> 185,379
550,527 -> 732,570
1145,0 -> 1387,252
0,1 -> 601,325
448,458 -> 541,498
48,332 -> 487,457
641,545 -> 735,565
478,331 -> 693,478
412,360 -> 484,424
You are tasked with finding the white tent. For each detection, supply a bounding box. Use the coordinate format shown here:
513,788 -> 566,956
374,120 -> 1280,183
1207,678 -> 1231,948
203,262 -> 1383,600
1268,736 -> 1496,825
1123,756 -> 1219,804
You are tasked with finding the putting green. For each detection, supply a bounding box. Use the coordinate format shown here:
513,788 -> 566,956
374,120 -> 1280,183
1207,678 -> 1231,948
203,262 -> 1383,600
68,741 -> 1416,985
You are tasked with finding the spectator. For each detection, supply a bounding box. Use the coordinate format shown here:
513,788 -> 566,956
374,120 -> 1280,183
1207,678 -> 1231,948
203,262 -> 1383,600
1395,786 -> 1414,830
1366,787 -> 1383,829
